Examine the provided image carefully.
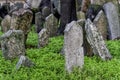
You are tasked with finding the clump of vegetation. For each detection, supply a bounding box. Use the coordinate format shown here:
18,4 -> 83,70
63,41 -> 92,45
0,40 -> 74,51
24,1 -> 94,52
0,28 -> 120,80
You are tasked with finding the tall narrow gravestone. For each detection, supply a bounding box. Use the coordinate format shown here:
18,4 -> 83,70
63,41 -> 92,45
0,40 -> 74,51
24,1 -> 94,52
93,10 -> 107,40
0,30 -> 25,60
64,21 -> 84,73
103,2 -> 120,39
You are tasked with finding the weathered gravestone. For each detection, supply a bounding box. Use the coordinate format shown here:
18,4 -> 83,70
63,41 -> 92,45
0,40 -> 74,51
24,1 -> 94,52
91,0 -> 106,5
0,30 -> 25,60
44,14 -> 58,37
77,19 -> 93,56
64,21 -> 84,73
93,10 -> 107,40
31,0 -> 42,9
35,12 -> 45,33
1,15 -> 11,33
85,19 -> 112,60
42,6 -> 51,18
38,28 -> 49,48
103,2 -> 120,39
16,55 -> 34,70
15,2 -> 24,9
10,8 -> 33,44
51,0 -> 61,14
77,11 -> 85,20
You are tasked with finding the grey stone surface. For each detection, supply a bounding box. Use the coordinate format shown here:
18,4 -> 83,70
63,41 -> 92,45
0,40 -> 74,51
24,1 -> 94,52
1,15 -> 11,33
93,10 -> 107,40
42,6 -> 51,18
77,11 -> 85,20
51,0 -> 61,14
85,19 -> 112,60
10,8 -> 33,43
64,21 -> 84,73
16,55 -> 34,70
31,0 -> 42,9
103,2 -> 120,39
35,12 -> 45,33
44,14 -> 58,37
0,30 -> 25,60
38,28 -> 49,48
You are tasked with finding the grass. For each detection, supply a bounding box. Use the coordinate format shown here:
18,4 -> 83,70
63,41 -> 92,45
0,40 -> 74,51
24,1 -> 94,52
0,28 -> 120,80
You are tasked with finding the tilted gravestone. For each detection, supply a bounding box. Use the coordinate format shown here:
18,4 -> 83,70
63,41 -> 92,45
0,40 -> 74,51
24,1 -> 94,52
64,21 -> 84,73
1,15 -> 11,33
35,12 -> 45,33
103,2 -> 120,39
85,19 -> 112,60
93,10 -> 107,40
10,8 -> 33,44
44,14 -> 58,37
38,28 -> 49,48
0,30 -> 25,60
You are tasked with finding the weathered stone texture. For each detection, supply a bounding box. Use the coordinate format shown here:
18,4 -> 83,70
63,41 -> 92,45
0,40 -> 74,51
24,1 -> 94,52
0,30 -> 25,60
44,14 -> 58,37
103,2 -> 120,39
93,10 -> 107,40
1,15 -> 11,33
10,8 -> 33,43
38,28 -> 49,48
85,19 -> 112,60
64,21 -> 84,73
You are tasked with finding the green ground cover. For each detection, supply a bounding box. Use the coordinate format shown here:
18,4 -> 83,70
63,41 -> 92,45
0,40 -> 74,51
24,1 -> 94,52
0,29 -> 120,80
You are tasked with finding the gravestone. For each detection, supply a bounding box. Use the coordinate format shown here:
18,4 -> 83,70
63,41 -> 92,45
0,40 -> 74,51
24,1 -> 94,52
31,0 -> 42,9
93,10 -> 107,40
15,2 -> 24,9
44,14 -> 58,37
38,28 -> 49,48
16,55 -> 35,70
0,30 -> 25,60
1,15 -> 11,33
10,8 -> 33,44
77,11 -> 85,20
64,21 -> 84,73
35,12 -> 45,33
51,0 -> 61,14
77,19 -> 93,56
42,6 -> 51,18
103,2 -> 120,39
85,19 -> 112,60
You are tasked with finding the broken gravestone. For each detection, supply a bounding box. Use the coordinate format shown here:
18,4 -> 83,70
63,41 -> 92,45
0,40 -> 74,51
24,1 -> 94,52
38,28 -> 49,48
85,19 -> 112,60
64,21 -> 84,73
44,14 -> 58,37
93,10 -> 107,40
1,15 -> 11,33
35,12 -> 45,33
0,30 -> 25,60
103,2 -> 120,39
10,8 -> 33,43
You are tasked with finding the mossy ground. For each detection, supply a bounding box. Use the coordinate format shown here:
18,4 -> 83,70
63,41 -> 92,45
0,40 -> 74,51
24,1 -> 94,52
0,27 -> 120,80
